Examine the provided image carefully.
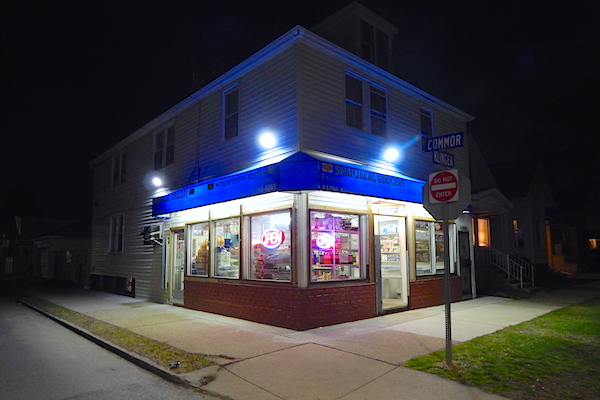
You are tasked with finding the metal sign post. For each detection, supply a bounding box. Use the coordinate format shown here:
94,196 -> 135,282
442,202 -> 452,365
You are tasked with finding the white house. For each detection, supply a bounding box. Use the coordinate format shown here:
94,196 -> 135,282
90,3 -> 474,330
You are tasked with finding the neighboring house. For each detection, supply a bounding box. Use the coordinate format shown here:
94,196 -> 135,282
90,3 -> 474,330
31,220 -> 91,287
0,215 -> 89,284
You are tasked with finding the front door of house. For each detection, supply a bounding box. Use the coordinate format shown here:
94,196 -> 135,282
170,229 -> 185,303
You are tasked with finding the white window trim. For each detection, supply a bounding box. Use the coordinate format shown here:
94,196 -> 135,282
345,71 -> 388,136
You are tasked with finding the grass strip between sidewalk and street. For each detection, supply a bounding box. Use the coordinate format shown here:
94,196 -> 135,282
13,292 -> 214,374
404,296 -> 600,400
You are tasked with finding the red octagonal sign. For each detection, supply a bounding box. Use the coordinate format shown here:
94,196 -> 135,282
429,170 -> 459,203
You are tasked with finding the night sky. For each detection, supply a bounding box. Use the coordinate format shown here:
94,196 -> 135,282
2,0 -> 599,221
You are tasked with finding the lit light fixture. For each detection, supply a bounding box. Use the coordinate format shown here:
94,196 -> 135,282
152,177 -> 163,187
259,132 -> 276,149
383,148 -> 400,162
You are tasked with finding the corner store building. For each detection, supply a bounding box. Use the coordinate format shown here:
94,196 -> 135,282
90,4 -> 475,330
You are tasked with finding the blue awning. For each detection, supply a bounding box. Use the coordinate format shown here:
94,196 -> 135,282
152,152 -> 425,216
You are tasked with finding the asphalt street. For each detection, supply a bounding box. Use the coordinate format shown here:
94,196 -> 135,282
0,296 -> 219,400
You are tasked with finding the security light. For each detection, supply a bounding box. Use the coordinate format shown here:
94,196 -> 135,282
259,132 -> 276,149
383,148 -> 400,162
152,177 -> 163,187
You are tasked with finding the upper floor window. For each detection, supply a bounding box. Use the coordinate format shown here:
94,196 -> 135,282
360,20 -> 390,69
345,73 -> 387,136
109,214 -> 124,252
154,125 -> 175,170
420,108 -> 433,137
224,87 -> 239,140
112,152 -> 126,187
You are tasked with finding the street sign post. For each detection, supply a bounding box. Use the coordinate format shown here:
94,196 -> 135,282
422,169 -> 471,366
432,150 -> 454,167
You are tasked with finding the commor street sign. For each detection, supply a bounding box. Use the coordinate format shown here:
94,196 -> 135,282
424,132 -> 464,152
429,170 -> 459,203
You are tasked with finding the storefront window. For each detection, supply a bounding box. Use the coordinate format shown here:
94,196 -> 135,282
188,222 -> 210,276
310,211 -> 361,282
214,218 -> 240,278
250,211 -> 291,281
416,220 -> 451,276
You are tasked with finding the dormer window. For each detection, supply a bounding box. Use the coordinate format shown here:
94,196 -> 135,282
360,20 -> 390,69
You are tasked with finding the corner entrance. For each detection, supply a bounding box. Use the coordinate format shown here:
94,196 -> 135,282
169,229 -> 185,304
375,216 -> 408,312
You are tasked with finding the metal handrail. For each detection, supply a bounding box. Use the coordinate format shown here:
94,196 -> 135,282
475,247 -> 535,288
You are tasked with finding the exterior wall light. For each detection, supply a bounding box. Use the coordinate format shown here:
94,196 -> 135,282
383,148 -> 400,163
259,132 -> 276,149
152,177 -> 163,187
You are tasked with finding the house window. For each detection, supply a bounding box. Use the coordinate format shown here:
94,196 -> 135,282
420,108 -> 433,137
476,218 -> 491,247
109,214 -> 124,252
415,220 -> 455,276
154,126 -> 175,169
345,73 -> 387,136
512,219 -> 524,248
360,19 -> 390,69
250,211 -> 292,281
112,152 -> 126,187
224,88 -> 239,140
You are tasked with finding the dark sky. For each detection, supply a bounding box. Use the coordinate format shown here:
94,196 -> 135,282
2,0 -> 599,219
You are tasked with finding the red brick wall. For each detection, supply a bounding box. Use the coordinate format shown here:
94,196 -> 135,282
184,279 -> 377,330
409,276 -> 463,309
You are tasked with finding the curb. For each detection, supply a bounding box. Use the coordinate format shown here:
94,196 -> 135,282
11,296 -> 191,387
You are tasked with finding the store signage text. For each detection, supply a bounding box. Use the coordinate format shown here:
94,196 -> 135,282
315,233 -> 335,249
260,229 -> 284,249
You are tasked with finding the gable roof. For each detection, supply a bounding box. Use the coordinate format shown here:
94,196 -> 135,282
488,159 -> 555,207
92,23 -> 473,165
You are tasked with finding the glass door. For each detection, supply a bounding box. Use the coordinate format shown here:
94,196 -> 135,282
375,216 -> 408,311
170,229 -> 185,303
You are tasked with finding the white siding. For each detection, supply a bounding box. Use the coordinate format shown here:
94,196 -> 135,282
297,42 -> 470,182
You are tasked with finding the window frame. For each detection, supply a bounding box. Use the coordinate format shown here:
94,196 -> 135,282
420,107 -> 434,138
111,152 -> 127,187
415,219 -> 456,277
153,125 -> 175,170
223,86 -> 239,141
109,214 -> 124,253
345,72 -> 388,136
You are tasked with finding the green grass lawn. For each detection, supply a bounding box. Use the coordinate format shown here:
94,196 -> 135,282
404,296 -> 600,400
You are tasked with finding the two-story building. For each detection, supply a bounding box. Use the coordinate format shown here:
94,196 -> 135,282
90,3 -> 474,330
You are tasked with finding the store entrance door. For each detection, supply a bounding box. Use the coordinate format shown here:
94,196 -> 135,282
375,216 -> 408,312
169,229 -> 185,304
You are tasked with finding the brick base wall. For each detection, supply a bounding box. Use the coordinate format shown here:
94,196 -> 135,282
184,279 -> 377,330
409,276 -> 463,309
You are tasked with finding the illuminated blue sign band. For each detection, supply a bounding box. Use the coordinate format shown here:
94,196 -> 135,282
152,153 -> 424,216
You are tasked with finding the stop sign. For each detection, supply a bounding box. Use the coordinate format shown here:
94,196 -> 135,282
429,170 -> 459,203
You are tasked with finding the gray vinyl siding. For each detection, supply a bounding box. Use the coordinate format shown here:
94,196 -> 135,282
297,42 -> 470,183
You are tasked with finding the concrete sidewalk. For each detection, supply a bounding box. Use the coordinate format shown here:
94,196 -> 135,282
12,280 -> 600,400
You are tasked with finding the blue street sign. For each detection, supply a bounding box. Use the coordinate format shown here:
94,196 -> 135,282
424,132 -> 464,152
432,150 -> 454,167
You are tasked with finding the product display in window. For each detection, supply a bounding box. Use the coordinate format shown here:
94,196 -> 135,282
251,211 -> 291,281
214,218 -> 240,278
189,222 -> 209,276
310,211 -> 360,281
